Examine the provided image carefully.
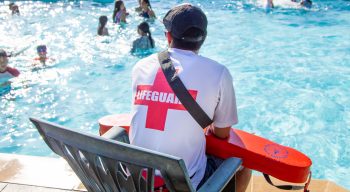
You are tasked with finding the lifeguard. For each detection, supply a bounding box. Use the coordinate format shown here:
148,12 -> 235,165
129,3 -> 251,191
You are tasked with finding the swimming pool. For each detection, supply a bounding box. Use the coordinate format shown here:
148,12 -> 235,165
1,0 -> 349,189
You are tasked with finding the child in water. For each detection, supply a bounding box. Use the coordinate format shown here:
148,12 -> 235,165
9,3 -> 20,15
97,16 -> 109,36
33,45 -> 54,67
0,49 -> 20,87
139,0 -> 156,19
131,22 -> 155,53
112,1 -> 127,24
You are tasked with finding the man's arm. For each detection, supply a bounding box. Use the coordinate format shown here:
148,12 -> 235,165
212,67 -> 237,139
212,126 -> 231,139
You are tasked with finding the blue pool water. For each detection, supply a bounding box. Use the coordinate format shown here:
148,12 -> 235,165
1,0 -> 349,189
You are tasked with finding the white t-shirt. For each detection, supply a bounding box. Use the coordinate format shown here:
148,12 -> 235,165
130,48 -> 238,189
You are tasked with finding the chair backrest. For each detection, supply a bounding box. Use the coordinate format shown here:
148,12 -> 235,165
30,117 -> 194,192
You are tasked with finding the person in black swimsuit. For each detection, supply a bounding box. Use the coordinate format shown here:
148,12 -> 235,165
139,0 -> 155,19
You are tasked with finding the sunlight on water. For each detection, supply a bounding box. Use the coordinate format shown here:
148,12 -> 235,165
0,0 -> 349,189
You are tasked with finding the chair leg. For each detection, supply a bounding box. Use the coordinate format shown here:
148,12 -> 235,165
222,175 -> 236,192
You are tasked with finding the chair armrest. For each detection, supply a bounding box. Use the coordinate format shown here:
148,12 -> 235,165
101,126 -> 130,144
198,157 -> 242,192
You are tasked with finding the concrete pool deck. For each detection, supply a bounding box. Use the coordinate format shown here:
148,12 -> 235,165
0,153 -> 348,192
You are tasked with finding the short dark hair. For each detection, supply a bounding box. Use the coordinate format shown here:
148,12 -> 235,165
171,27 -> 206,51
0,49 -> 8,57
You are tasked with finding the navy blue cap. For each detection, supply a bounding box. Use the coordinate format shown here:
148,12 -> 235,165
163,3 -> 207,42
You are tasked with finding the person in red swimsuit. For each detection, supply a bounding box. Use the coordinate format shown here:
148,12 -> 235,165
33,45 -> 54,67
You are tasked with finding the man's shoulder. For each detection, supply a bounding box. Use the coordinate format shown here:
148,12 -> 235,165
196,54 -> 229,72
136,52 -> 158,65
198,54 -> 222,65
133,53 -> 159,72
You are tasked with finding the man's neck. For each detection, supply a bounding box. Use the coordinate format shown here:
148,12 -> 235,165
169,47 -> 198,54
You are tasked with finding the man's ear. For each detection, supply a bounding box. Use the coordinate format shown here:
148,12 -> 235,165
166,32 -> 173,45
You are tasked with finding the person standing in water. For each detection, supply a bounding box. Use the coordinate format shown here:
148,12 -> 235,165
9,3 -> 20,15
112,1 -> 127,24
97,16 -> 109,36
139,0 -> 156,19
131,21 -> 155,53
0,49 -> 20,87
266,0 -> 312,9
32,45 -> 54,67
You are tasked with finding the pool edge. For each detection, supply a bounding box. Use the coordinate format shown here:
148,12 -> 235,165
0,153 -> 348,192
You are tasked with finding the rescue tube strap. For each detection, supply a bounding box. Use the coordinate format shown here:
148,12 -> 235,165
158,51 -> 213,129
263,173 -> 311,192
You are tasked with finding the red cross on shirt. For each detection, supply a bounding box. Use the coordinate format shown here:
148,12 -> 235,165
134,68 -> 197,131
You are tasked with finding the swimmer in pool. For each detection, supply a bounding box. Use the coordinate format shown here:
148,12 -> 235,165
131,21 -> 155,53
112,1 -> 127,24
266,0 -> 312,9
32,45 -> 54,67
9,3 -> 20,15
0,49 -> 20,87
97,16 -> 109,36
139,0 -> 156,19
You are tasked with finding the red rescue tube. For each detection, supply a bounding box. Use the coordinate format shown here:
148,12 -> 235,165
98,114 -> 312,183
206,129 -> 312,183
98,114 -> 131,135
